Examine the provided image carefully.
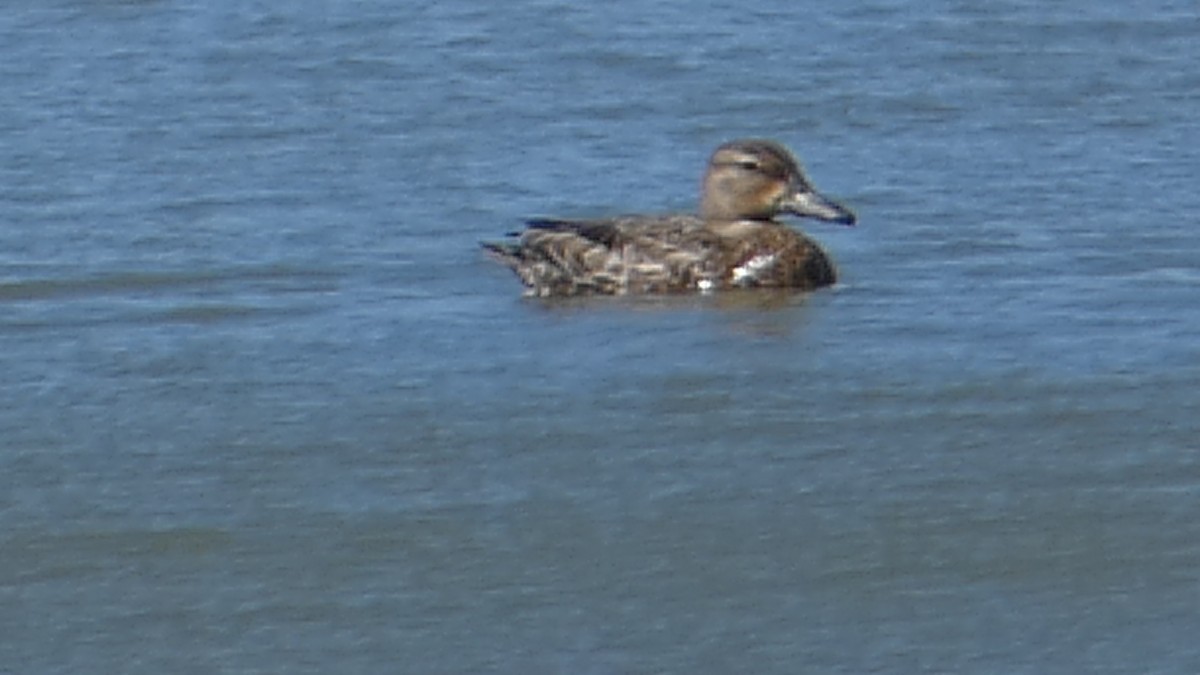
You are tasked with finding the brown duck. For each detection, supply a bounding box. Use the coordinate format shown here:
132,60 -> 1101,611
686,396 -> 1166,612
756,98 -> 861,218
483,139 -> 856,296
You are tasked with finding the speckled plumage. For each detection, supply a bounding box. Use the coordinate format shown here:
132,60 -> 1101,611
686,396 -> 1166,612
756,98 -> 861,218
483,139 -> 855,297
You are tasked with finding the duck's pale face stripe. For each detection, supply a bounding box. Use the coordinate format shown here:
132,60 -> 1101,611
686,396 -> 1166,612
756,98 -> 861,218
731,253 -> 777,285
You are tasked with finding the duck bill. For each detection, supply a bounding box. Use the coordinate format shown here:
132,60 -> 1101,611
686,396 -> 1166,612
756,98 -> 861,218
780,189 -> 857,226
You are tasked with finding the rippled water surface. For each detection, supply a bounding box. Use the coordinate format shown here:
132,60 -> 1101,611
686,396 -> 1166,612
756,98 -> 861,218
3,1 -> 1199,672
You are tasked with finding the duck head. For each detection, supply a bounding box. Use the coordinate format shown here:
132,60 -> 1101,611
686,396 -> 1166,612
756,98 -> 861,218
699,139 -> 856,225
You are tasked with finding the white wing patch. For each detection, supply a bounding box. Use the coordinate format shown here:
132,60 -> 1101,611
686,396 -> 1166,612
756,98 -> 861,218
731,253 -> 777,285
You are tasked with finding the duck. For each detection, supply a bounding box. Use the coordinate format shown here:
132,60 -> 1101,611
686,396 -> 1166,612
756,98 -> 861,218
482,139 -> 856,296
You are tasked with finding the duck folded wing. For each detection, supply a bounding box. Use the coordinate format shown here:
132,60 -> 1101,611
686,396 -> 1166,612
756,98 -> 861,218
482,220 -> 619,295
523,217 -> 623,248
482,215 -> 713,296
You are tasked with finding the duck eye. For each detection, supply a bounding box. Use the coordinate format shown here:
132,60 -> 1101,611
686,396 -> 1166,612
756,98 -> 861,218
736,160 -> 760,171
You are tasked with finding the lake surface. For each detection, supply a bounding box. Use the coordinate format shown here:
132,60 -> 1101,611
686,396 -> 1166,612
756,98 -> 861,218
3,1 -> 1199,672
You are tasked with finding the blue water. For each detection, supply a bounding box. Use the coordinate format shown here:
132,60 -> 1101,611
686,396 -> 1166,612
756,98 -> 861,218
3,1 -> 1200,672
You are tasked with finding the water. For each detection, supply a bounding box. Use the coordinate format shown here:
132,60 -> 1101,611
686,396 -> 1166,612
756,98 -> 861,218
3,1 -> 1199,672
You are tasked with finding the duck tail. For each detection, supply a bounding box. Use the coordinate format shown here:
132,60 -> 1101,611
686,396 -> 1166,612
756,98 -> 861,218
480,240 -> 523,267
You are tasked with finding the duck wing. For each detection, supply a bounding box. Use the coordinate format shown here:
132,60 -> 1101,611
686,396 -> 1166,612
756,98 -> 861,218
522,217 -> 623,248
483,214 -> 711,296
